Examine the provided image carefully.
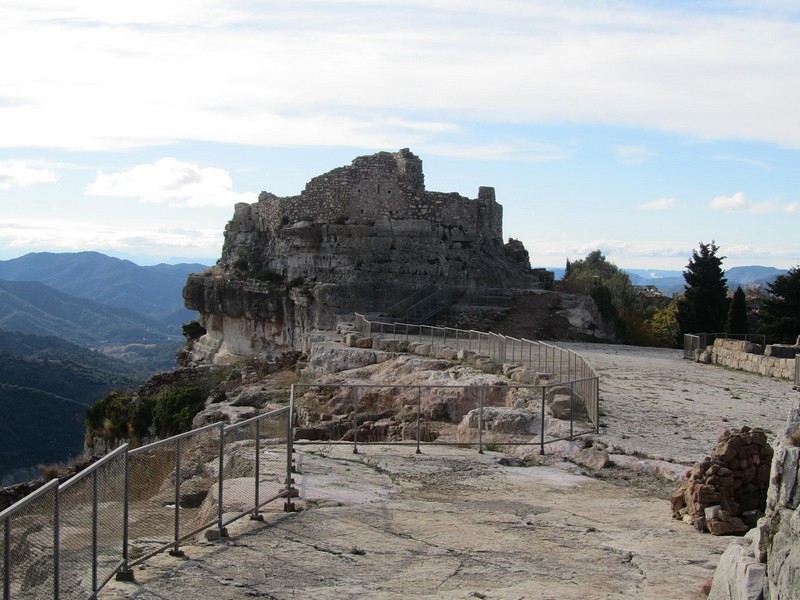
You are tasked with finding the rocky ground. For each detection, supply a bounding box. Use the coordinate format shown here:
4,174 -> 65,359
99,343 -> 799,600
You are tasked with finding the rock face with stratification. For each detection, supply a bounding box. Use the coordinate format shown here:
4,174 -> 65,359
183,149 -> 539,363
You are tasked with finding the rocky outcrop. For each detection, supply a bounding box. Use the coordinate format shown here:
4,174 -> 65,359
707,402 -> 800,599
184,149 -> 543,364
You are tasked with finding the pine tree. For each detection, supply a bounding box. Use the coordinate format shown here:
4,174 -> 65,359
726,286 -> 748,335
677,241 -> 728,334
759,266 -> 800,344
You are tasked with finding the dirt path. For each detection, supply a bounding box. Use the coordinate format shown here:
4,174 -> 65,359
100,344 -> 799,600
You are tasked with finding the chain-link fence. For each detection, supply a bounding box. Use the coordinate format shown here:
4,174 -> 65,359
0,407 -> 291,599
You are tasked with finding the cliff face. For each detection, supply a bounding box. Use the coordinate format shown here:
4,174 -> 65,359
184,149 -> 539,363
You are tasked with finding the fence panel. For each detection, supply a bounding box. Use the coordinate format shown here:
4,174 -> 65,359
0,480 -> 58,600
222,408 -> 290,525
57,445 -> 127,599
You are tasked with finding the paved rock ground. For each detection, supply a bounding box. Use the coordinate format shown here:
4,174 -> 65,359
100,344 -> 799,600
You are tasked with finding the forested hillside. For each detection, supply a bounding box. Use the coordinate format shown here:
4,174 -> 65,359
0,251 -> 207,328
0,337 -> 143,485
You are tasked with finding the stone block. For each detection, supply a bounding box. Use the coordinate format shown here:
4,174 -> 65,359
413,343 -> 432,356
356,337 -> 373,349
765,344 -> 800,359
344,332 -> 360,347
510,367 -> 537,384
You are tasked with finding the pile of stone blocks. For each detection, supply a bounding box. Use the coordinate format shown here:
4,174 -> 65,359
671,426 -> 773,535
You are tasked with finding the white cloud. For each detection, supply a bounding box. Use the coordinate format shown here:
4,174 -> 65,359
785,202 -> 799,215
710,154 -> 772,169
85,158 -> 257,207
0,161 -> 57,189
709,192 -> 788,214
0,217 -> 223,258
2,1 -> 800,152
710,192 -> 749,212
635,198 -> 675,211
614,146 -> 656,165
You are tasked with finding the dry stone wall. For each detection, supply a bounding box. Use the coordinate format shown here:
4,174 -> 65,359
700,339 -> 798,380
671,427 -> 773,536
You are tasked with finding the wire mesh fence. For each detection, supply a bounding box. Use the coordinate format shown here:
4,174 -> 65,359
57,446 -> 127,598
291,381 -> 599,455
353,314 -> 600,429
0,407 -> 291,599
1,479 -> 58,600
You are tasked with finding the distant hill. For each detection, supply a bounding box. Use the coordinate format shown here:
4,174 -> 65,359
0,331 -> 145,486
0,279 -> 183,372
627,266 -> 788,296
0,251 -> 208,329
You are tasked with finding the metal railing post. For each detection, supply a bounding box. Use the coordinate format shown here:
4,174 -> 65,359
416,387 -> 422,454
4,517 -> 11,600
216,423 -> 228,538
92,469 -> 99,596
116,453 -> 134,582
251,418 -> 263,521
54,489 -> 60,600
540,386 -> 546,456
285,385 -> 297,512
169,438 -> 184,556
478,387 -> 485,454
569,381 -> 574,440
353,386 -> 360,454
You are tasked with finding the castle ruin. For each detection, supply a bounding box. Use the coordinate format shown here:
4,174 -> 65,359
184,149 -> 542,363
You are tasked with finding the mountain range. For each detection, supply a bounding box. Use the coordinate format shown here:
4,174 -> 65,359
549,265 -> 788,295
0,252 -> 209,485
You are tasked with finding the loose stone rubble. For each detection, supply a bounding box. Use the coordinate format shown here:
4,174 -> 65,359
708,402 -> 800,599
671,426 -> 773,536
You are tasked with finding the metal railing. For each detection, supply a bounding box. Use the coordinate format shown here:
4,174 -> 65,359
291,381 -> 599,456
0,407 -> 292,599
794,356 -> 800,390
683,332 -> 768,360
353,314 -> 600,430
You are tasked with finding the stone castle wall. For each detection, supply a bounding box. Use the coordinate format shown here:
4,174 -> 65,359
244,149 -> 503,245
708,339 -> 797,380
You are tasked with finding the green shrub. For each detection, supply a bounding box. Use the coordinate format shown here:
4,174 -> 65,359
182,320 -> 206,341
232,257 -> 249,272
153,385 -> 205,437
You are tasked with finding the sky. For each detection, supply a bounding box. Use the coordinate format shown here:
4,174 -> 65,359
1,0 -> 800,272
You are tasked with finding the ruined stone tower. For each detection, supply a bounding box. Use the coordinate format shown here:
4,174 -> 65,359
183,149 -> 537,362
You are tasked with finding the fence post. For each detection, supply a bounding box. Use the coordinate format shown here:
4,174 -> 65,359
569,381 -> 574,440
352,386 -> 360,455
478,387 -> 484,454
169,438 -> 184,557
92,469 -> 99,596
251,418 -> 264,521
416,387 -> 422,455
116,453 -> 135,581
285,386 -> 297,512
216,423 -> 228,538
540,386 -> 546,456
4,516 -> 10,600
54,489 -> 60,599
